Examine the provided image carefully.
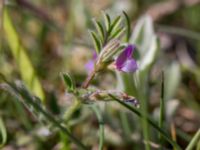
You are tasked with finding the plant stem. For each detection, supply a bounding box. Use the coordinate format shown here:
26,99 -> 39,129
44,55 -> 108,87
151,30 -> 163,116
186,129 -> 200,150
159,72 -> 165,147
64,99 -> 81,123
91,105 -> 104,150
6,82 -> 88,150
82,70 -> 96,88
109,94 -> 182,150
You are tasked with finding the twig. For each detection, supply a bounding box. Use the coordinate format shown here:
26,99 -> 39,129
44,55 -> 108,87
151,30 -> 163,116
82,70 -> 96,88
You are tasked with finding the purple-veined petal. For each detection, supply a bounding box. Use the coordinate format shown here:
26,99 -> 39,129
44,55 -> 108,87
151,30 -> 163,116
118,58 -> 138,73
115,45 -> 135,68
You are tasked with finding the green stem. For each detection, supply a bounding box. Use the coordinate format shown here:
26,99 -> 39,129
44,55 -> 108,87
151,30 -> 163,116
120,112 -> 131,139
159,72 -> 165,147
91,105 -> 104,150
186,129 -> 200,150
82,70 -> 96,88
8,82 -> 88,150
109,94 -> 182,150
64,99 -> 81,122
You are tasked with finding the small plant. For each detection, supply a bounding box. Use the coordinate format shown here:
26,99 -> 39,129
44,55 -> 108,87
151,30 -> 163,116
1,11 -> 186,150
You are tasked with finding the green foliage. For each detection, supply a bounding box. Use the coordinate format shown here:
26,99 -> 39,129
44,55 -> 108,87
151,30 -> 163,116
90,13 -> 127,54
0,80 -> 87,150
123,11 -> 131,42
90,30 -> 102,54
186,129 -> 200,150
164,62 -> 181,100
3,8 -> 45,102
61,73 -> 75,93
0,117 -> 7,148
109,94 -> 181,150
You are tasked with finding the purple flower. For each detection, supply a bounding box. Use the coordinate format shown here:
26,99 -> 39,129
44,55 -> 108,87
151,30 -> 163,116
85,52 -> 97,74
115,45 -> 138,73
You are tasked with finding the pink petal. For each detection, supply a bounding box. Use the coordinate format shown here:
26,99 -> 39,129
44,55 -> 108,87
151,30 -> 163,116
116,45 -> 135,68
119,58 -> 138,73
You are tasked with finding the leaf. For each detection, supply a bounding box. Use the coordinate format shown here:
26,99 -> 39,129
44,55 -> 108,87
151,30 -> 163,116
103,13 -> 111,31
90,31 -> 101,53
0,81 -> 87,150
164,62 -> 181,100
3,8 -> 45,102
130,15 -> 154,57
93,20 -> 105,42
61,73 -> 75,92
91,105 -> 104,150
108,16 -> 122,35
109,27 -> 125,40
139,35 -> 160,71
123,11 -> 131,42
186,129 -> 200,150
0,117 -> 7,148
109,94 -> 182,150
159,71 -> 165,144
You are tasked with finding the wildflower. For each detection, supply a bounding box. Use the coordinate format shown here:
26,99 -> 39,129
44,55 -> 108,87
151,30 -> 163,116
85,52 -> 97,74
83,44 -> 137,88
115,44 -> 138,73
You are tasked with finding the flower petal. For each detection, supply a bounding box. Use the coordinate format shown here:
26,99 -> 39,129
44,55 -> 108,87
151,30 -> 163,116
119,58 -> 138,73
85,51 -> 97,74
85,60 -> 95,74
115,45 -> 135,68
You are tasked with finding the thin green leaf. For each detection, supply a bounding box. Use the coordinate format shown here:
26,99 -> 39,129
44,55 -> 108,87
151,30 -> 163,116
109,94 -> 181,150
130,15 -> 154,56
93,20 -> 105,42
186,129 -> 200,150
103,13 -> 111,31
61,73 -> 75,93
109,27 -> 125,40
3,8 -> 45,102
91,105 -> 104,150
139,35 -> 160,72
90,31 -> 101,53
165,62 -> 181,100
108,16 -> 122,35
123,11 -> 131,42
159,71 -> 165,145
0,117 -> 7,148
0,81 -> 87,150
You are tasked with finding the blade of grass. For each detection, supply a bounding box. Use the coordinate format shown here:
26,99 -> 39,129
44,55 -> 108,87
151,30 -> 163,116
3,8 -> 45,102
0,117 -> 7,148
0,81 -> 88,150
123,11 -> 131,42
186,129 -> 200,150
109,94 -> 181,150
159,71 -> 165,146
91,105 -> 104,150
120,111 -> 132,139
140,94 -> 150,150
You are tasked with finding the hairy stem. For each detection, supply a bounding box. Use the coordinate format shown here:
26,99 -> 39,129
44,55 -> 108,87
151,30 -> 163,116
82,70 -> 96,88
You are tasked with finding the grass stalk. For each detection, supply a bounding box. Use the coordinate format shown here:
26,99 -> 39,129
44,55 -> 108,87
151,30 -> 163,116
109,94 -> 181,150
186,129 -> 200,150
91,105 -> 104,150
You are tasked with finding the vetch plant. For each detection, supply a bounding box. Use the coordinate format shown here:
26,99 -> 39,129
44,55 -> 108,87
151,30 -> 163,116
0,11 -> 183,150
83,12 -> 138,88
